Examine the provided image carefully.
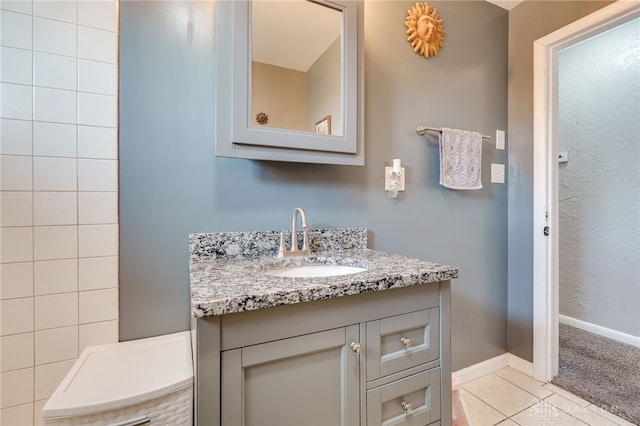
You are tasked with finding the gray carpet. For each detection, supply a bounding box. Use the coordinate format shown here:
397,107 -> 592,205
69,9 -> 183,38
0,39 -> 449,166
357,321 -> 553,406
551,323 -> 640,425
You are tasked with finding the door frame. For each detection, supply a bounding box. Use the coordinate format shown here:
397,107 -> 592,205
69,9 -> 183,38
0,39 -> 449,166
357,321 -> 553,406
532,0 -> 640,382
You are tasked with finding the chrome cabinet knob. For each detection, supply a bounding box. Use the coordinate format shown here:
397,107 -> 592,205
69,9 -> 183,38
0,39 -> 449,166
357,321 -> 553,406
350,342 -> 362,354
400,337 -> 411,348
401,401 -> 413,413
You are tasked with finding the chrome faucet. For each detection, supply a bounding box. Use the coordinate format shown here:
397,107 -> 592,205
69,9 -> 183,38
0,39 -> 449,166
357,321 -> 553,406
277,207 -> 311,258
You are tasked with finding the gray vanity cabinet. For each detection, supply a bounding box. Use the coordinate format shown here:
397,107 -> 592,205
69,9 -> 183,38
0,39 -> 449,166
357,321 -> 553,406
194,282 -> 452,426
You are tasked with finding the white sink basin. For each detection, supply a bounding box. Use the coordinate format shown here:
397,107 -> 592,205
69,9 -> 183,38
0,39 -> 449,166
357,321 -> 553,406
264,264 -> 367,278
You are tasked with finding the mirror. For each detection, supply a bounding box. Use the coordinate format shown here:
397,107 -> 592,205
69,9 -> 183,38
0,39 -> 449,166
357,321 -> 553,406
215,0 -> 364,165
251,0 -> 343,136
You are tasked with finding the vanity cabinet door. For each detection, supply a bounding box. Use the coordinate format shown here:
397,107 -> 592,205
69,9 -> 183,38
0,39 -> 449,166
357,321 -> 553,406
221,325 -> 360,426
366,368 -> 441,426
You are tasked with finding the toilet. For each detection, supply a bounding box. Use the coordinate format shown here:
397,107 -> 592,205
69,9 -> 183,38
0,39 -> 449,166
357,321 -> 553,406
42,331 -> 193,425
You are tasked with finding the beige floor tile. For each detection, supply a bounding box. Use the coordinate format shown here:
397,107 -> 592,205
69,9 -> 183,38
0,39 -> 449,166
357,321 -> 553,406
587,406 -> 637,426
463,374 -> 540,418
543,383 -> 592,407
546,394 -> 619,426
496,419 -> 519,426
495,367 -> 554,399
459,390 -> 506,426
510,400 -> 588,425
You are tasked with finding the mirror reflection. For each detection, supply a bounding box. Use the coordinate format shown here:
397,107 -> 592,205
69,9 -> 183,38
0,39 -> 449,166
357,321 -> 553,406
251,0 -> 343,136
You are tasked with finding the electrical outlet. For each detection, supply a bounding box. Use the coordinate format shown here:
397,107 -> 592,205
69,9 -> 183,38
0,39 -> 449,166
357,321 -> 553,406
385,167 -> 405,191
491,163 -> 505,184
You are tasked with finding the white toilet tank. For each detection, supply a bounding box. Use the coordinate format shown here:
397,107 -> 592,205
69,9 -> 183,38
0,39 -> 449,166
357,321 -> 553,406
42,331 -> 193,425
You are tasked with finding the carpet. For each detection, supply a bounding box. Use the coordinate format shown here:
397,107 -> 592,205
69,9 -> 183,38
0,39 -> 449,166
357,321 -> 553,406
551,323 -> 640,425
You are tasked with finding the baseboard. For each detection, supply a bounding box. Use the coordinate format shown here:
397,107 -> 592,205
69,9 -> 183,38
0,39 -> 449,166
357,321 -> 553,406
453,353 -> 535,384
559,314 -> 640,349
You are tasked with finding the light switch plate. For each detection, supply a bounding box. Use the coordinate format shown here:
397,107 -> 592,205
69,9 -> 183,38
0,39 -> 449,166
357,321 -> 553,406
496,130 -> 505,150
491,163 -> 505,183
385,167 -> 405,191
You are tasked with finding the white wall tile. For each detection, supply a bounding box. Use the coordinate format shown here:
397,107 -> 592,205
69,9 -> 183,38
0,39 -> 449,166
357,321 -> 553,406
34,399 -> 46,426
35,325 -> 78,364
33,1 -> 77,24
1,1 -> 32,14
78,26 -> 117,63
1,155 -> 32,190
33,122 -> 77,158
0,297 -> 34,335
33,157 -> 77,191
1,367 -> 33,408
0,10 -> 32,50
79,256 -> 117,291
77,93 -> 116,127
34,292 -> 77,330
79,192 -> 117,224
33,87 -> 77,124
78,60 -> 116,96
79,320 -> 117,352
34,259 -> 78,295
77,125 -> 117,159
0,119 -> 32,156
78,0 -> 117,32
34,359 -> 74,401
33,225 -> 78,261
0,227 -> 33,263
0,82 -> 32,120
79,288 -> 117,324
1,332 -> 34,371
78,224 -> 118,258
34,52 -> 77,91
79,320 -> 118,353
33,17 -> 76,57
0,46 -> 32,85
0,191 -> 33,226
0,402 -> 34,426
33,192 -> 77,226
0,262 -> 33,299
78,159 -> 117,191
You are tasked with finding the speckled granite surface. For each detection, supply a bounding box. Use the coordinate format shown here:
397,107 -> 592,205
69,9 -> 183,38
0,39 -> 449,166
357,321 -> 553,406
190,228 -> 458,318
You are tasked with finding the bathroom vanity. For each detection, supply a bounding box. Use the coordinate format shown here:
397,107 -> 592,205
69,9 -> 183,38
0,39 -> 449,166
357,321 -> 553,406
190,228 -> 458,425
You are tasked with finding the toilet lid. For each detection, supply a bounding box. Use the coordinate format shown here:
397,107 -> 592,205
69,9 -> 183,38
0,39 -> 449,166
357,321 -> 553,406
42,331 -> 193,418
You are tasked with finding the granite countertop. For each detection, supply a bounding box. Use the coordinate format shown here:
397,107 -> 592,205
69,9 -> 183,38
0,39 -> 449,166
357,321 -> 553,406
189,228 -> 458,318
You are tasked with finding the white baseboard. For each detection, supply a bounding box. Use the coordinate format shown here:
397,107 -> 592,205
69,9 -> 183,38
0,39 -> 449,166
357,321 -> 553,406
453,353 -> 535,384
559,314 -> 640,349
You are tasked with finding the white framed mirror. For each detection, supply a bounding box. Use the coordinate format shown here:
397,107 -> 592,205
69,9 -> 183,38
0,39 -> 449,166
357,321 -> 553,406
215,0 -> 364,165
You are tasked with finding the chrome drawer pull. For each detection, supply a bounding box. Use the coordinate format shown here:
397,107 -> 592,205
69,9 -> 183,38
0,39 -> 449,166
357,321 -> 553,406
400,337 -> 411,348
401,401 -> 413,414
350,342 -> 362,354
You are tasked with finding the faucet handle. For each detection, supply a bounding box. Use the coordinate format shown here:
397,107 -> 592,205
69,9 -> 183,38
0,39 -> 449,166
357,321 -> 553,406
266,231 -> 287,258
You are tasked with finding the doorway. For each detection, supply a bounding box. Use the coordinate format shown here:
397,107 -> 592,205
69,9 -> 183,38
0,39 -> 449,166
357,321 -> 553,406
532,0 -> 640,382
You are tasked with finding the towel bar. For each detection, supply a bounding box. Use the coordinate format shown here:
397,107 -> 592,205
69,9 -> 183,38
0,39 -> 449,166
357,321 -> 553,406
416,125 -> 491,139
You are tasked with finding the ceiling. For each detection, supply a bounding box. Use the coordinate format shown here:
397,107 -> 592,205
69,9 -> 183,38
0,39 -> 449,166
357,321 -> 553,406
486,0 -> 524,10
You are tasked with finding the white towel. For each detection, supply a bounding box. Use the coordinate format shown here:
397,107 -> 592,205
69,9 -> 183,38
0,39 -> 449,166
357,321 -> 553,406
439,127 -> 483,190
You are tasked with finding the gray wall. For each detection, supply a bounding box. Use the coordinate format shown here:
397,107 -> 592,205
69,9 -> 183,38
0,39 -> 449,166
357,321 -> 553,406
119,0 -> 508,371
558,18 -> 640,337
506,0 -> 614,361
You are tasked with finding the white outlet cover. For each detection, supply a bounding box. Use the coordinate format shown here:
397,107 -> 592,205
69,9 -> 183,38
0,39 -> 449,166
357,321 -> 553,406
385,167 -> 405,191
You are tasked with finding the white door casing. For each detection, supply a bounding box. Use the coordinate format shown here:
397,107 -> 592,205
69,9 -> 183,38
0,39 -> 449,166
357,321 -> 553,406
532,0 -> 640,382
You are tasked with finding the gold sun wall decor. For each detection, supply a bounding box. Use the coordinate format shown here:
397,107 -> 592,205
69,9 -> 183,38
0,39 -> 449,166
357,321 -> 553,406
405,2 -> 445,59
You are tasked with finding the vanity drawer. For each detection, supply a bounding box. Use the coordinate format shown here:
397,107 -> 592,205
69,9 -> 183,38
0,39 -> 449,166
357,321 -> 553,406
367,308 -> 439,381
366,367 -> 441,425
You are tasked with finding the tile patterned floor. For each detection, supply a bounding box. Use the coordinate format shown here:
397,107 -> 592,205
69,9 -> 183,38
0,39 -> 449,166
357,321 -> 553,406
459,367 -> 636,426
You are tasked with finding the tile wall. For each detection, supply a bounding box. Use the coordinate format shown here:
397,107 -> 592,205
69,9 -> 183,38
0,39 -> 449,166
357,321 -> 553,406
0,1 -> 119,424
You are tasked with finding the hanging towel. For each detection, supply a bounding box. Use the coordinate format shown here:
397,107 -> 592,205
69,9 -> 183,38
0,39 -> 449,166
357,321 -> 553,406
439,127 -> 483,190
